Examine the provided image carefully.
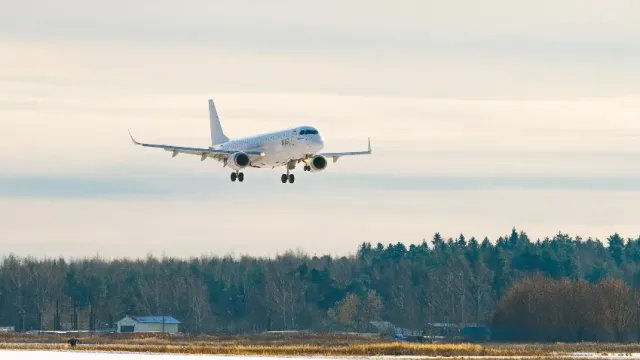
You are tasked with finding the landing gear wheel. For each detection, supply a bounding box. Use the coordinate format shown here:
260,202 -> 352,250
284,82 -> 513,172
281,174 -> 288,183
230,172 -> 237,182
288,174 -> 295,183
238,172 -> 244,182
304,165 -> 310,171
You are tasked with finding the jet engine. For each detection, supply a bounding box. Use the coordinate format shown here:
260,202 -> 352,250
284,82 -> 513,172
227,152 -> 250,170
308,154 -> 328,172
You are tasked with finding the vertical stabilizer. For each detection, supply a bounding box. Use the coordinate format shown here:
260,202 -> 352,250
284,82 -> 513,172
208,99 -> 229,145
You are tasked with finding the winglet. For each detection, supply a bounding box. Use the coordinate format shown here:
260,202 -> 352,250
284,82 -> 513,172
368,137 -> 372,153
128,129 -> 141,145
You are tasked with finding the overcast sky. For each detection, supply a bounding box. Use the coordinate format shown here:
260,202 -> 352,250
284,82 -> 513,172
1,0 -> 640,259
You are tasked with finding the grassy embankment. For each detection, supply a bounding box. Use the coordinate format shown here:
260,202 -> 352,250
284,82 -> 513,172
0,332 -> 639,356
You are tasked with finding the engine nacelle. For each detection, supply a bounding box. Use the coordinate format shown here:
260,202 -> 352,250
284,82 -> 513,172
308,154 -> 328,172
227,152 -> 250,170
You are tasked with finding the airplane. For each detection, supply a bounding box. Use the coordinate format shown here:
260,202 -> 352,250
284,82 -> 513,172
128,99 -> 372,184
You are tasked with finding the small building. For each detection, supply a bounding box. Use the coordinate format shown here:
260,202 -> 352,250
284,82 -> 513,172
116,316 -> 180,334
425,322 -> 460,338
370,321 -> 396,335
460,325 -> 491,342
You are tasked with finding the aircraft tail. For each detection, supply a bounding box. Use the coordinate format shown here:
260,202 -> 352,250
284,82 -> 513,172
208,99 -> 229,145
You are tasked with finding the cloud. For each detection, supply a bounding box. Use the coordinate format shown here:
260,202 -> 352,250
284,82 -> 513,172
1,1 -> 640,258
2,186 -> 640,259
2,0 -> 640,54
2,71 -> 640,178
2,173 -> 640,259
5,174 -> 640,200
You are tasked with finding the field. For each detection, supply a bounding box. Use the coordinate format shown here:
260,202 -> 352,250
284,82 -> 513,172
1,332 -> 640,357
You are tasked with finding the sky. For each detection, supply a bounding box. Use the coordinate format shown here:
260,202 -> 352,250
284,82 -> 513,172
1,0 -> 640,259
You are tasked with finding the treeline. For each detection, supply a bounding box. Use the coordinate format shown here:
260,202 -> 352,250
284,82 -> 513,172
493,274 -> 640,342
1,228 -> 640,338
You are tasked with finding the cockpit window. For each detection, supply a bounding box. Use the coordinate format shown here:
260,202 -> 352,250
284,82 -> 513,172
300,129 -> 318,135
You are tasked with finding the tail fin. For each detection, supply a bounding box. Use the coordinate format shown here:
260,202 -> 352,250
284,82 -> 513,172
208,99 -> 229,145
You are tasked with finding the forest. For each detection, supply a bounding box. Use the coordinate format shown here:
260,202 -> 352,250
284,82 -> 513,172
1,228 -> 640,341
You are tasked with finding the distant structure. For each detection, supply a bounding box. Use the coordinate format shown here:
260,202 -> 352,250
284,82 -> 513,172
460,325 -> 491,342
116,316 -> 180,334
369,321 -> 396,335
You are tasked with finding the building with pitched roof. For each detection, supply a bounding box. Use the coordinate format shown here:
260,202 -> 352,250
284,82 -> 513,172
116,315 -> 180,333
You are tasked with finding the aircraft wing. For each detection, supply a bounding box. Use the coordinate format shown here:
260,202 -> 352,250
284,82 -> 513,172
318,138 -> 372,163
128,130 -> 265,162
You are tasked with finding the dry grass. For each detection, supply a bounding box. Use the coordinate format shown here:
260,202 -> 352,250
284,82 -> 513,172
0,342 -> 508,356
0,331 -> 388,346
1,332 -> 640,356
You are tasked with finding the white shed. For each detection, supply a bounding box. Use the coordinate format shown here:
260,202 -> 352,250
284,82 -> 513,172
116,315 -> 180,333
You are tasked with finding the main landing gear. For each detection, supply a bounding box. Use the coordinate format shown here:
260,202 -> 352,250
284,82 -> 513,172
281,162 -> 295,184
280,173 -> 294,183
230,171 -> 244,183
303,165 -> 310,172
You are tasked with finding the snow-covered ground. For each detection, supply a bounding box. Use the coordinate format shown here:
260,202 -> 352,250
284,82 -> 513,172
570,353 -> 640,359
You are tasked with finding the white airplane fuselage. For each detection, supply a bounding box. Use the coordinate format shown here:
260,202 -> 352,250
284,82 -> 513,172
214,126 -> 324,168
129,99 -> 371,184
